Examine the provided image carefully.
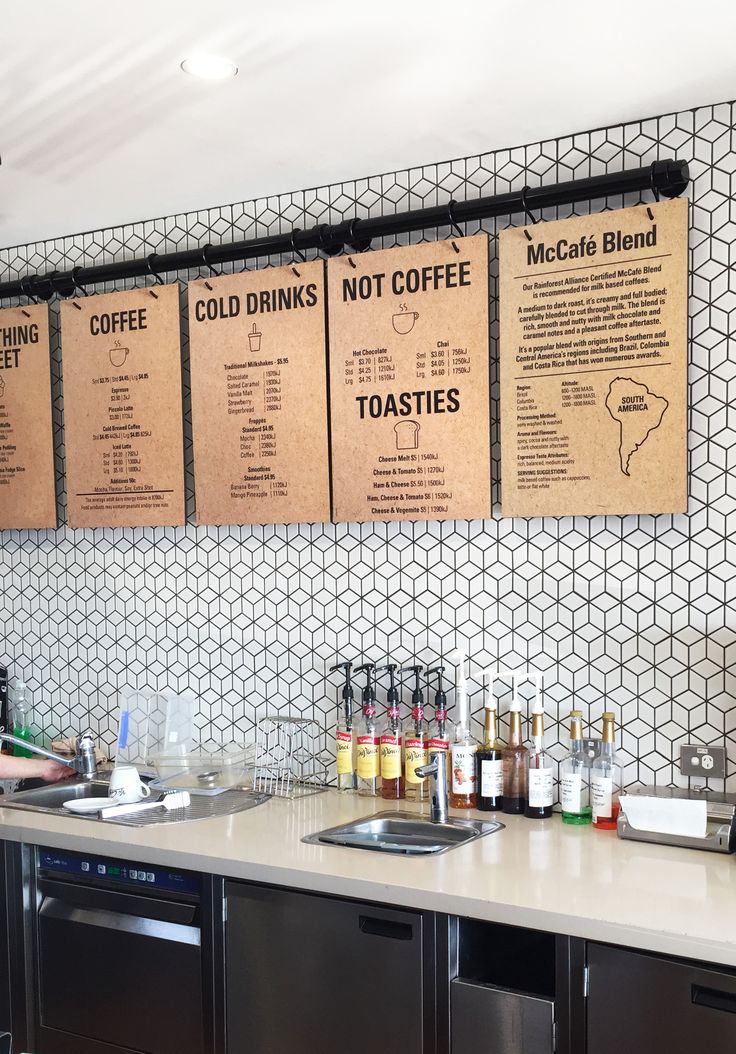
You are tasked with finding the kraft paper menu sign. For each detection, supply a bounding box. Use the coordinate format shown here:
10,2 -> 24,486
188,261 -> 330,525
60,286 -> 185,528
0,304 -> 56,529
499,198 -> 688,517
328,235 -> 491,522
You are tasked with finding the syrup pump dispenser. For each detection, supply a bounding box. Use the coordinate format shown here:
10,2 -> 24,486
399,664 -> 429,802
376,663 -> 404,800
426,666 -> 451,754
330,661 -> 356,792
355,662 -> 380,797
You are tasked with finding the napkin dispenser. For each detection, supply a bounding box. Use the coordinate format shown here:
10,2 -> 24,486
617,785 -> 736,853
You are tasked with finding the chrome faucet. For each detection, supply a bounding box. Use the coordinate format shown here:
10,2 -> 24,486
0,732 -> 98,779
415,749 -> 449,824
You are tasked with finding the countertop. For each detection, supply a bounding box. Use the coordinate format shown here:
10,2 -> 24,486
2,789 -> 735,968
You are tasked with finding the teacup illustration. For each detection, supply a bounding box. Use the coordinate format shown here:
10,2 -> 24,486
109,343 -> 129,368
392,310 -> 419,335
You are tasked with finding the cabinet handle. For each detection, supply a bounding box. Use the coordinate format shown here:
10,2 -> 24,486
692,985 -> 736,1014
359,915 -> 413,941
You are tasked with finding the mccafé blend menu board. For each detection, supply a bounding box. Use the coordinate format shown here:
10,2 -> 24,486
328,235 -> 491,522
60,286 -> 185,528
0,304 -> 56,529
188,261 -> 330,525
499,198 -> 688,517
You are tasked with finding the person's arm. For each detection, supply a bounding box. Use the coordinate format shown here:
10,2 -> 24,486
0,756 -> 74,782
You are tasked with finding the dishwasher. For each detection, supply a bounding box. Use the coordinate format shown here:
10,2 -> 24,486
31,847 -> 208,1054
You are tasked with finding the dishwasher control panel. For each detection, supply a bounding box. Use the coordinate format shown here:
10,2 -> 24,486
39,847 -> 201,896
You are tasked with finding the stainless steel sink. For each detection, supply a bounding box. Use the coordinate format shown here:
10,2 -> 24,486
0,779 -> 270,826
303,810 -> 503,855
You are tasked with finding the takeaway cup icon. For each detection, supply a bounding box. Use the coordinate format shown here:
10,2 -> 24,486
392,310 -> 419,335
248,323 -> 262,352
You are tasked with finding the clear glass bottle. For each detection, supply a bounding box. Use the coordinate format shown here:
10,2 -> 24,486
401,665 -> 429,802
449,649 -> 478,809
476,672 -> 504,812
10,680 -> 33,758
560,710 -> 592,825
525,702 -> 553,820
355,663 -> 380,797
377,664 -> 404,800
502,678 -> 528,814
330,661 -> 356,792
592,711 -> 623,830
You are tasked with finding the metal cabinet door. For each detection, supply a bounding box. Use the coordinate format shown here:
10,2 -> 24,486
451,979 -> 554,1054
587,943 -> 736,1054
225,882 -> 426,1054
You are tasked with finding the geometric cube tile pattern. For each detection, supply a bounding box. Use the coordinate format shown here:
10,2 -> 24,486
0,101 -> 734,795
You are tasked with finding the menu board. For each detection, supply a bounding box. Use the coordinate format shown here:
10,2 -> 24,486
188,261 -> 330,525
60,285 -> 185,528
499,198 -> 688,517
328,235 -> 491,522
0,304 -> 56,529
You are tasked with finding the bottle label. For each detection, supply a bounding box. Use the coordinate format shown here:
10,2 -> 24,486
336,731 -> 353,775
451,744 -> 477,794
480,758 -> 504,799
528,768 -> 553,808
356,736 -> 379,779
405,738 -> 428,784
428,737 -> 449,752
592,776 -> 613,820
380,735 -> 402,780
561,773 -> 582,813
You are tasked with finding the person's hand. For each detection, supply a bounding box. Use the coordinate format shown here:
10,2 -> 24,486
38,760 -> 75,783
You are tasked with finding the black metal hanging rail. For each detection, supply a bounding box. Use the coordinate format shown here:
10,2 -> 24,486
0,159 -> 688,302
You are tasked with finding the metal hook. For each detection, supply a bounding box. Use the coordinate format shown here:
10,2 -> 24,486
20,275 -> 38,305
520,186 -> 538,241
289,228 -> 306,276
447,200 -> 463,252
146,253 -> 164,297
201,244 -> 221,290
66,266 -> 89,309
649,161 -> 660,204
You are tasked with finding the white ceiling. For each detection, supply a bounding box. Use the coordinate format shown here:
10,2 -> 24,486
1,0 -> 734,249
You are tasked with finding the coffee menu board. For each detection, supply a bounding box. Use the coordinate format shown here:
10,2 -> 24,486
0,304 -> 56,529
327,235 -> 491,522
60,286 -> 185,528
188,261 -> 330,525
499,198 -> 688,517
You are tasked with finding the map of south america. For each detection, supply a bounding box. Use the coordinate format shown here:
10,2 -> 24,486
606,377 -> 668,476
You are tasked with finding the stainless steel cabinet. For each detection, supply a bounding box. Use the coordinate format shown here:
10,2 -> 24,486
587,943 -> 736,1053
225,882 -> 433,1054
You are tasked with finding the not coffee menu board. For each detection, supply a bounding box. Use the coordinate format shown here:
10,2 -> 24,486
188,261 -> 330,525
499,198 -> 688,517
328,235 -> 491,522
60,285 -> 185,528
0,304 -> 56,529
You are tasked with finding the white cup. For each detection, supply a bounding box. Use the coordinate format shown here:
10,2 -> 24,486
108,764 -> 151,804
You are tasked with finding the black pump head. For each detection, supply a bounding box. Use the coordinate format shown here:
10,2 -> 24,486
329,661 -> 354,700
355,662 -> 377,704
399,664 -> 424,706
426,665 -> 447,709
376,663 -> 400,704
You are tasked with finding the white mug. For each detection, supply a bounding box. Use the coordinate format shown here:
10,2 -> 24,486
108,765 -> 151,804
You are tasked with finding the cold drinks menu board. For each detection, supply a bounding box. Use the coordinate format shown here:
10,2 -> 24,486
188,262 -> 330,525
0,304 -> 56,529
60,286 -> 185,528
327,235 -> 491,522
499,199 -> 688,516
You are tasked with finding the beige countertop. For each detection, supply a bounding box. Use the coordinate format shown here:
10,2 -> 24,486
2,789 -> 735,967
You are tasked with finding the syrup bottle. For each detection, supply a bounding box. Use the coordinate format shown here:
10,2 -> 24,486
524,675 -> 553,820
502,674 -> 528,814
355,663 -> 380,797
476,670 -> 505,812
330,661 -> 356,792
426,666 -> 451,789
400,665 -> 429,802
560,710 -> 592,824
377,664 -> 404,801
448,647 -> 478,809
592,711 -> 623,830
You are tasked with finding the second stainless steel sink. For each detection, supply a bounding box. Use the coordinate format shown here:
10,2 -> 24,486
303,811 -> 503,855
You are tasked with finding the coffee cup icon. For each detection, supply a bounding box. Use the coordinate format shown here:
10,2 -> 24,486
392,311 -> 419,335
248,322 -> 262,352
109,344 -> 129,368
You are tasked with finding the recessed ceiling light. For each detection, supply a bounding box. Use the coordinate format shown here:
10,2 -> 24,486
180,55 -> 238,81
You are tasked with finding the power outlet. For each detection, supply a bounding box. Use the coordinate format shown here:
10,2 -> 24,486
680,743 -> 726,779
